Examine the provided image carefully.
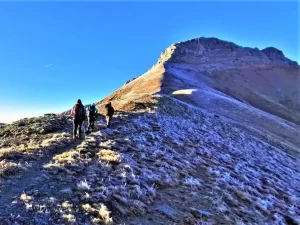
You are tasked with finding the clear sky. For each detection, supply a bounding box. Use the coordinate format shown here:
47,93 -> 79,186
0,1 -> 299,123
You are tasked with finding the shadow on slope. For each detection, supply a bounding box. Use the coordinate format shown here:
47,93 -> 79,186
164,63 -> 300,125
170,88 -> 300,154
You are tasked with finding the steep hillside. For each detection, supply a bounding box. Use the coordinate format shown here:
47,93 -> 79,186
2,99 -> 300,225
98,38 -> 300,118
1,37 -> 300,225
96,64 -> 165,113
98,37 -> 300,151
98,37 -> 299,118
157,38 -> 300,125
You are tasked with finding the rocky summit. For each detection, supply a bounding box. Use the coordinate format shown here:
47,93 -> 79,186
0,37 -> 300,225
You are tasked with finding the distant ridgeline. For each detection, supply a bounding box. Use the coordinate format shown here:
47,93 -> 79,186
44,114 -> 57,116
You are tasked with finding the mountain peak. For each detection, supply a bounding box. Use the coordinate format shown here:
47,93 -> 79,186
261,47 -> 298,66
176,37 -> 239,49
157,36 -> 298,67
262,46 -> 284,56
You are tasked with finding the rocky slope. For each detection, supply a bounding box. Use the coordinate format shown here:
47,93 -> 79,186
1,37 -> 300,225
98,36 -> 300,152
99,37 -> 299,115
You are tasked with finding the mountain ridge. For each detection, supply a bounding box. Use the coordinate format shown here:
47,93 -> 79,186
1,36 -> 300,224
95,36 -> 300,155
157,37 -> 299,67
97,37 -> 300,125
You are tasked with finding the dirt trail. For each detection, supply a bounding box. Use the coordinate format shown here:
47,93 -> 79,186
0,115 -> 131,221
0,141 -> 81,218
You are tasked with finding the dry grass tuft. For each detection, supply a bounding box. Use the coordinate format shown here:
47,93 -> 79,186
62,214 -> 76,223
15,141 -> 40,152
92,218 -> 102,224
20,192 -> 32,202
62,201 -> 73,209
0,148 -> 16,158
53,150 -> 79,163
82,204 -> 95,212
41,133 -> 71,148
0,160 -> 23,177
1,137 -> 22,147
98,203 -> 113,224
43,163 -> 62,169
97,149 -> 121,163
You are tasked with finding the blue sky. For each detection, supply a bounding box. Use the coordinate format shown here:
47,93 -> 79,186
0,1 -> 299,123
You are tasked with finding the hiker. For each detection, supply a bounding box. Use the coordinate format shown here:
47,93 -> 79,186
87,103 -> 98,132
104,101 -> 114,128
71,99 -> 86,140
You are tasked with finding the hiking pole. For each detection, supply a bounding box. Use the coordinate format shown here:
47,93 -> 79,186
82,121 -> 86,141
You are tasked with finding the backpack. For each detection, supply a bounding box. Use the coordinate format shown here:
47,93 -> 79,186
73,104 -> 85,120
105,104 -> 114,116
88,105 -> 96,117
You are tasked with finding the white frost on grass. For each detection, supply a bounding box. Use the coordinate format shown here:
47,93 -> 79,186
134,185 -> 145,198
19,104 -> 299,224
146,184 -> 156,196
256,198 -> 273,210
142,168 -> 160,182
130,111 -> 300,224
209,167 -> 221,176
184,177 -> 202,186
77,179 -> 91,191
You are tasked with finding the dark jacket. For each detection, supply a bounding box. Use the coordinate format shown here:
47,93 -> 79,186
88,105 -> 98,118
104,104 -> 114,116
72,103 -> 86,120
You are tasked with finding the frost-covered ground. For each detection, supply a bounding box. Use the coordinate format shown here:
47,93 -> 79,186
0,97 -> 299,224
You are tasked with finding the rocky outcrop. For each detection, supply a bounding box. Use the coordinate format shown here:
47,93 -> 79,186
124,77 -> 136,85
262,47 -> 298,66
157,37 -> 298,67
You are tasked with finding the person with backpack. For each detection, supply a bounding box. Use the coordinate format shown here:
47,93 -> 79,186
104,101 -> 114,128
71,99 -> 86,140
87,103 -> 98,132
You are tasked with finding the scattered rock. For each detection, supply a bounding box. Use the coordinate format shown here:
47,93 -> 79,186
60,188 -> 73,194
111,200 -> 129,216
112,194 -> 129,205
155,204 -> 178,217
190,207 -> 213,218
283,214 -> 298,225
130,200 -> 147,215
115,163 -> 132,172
